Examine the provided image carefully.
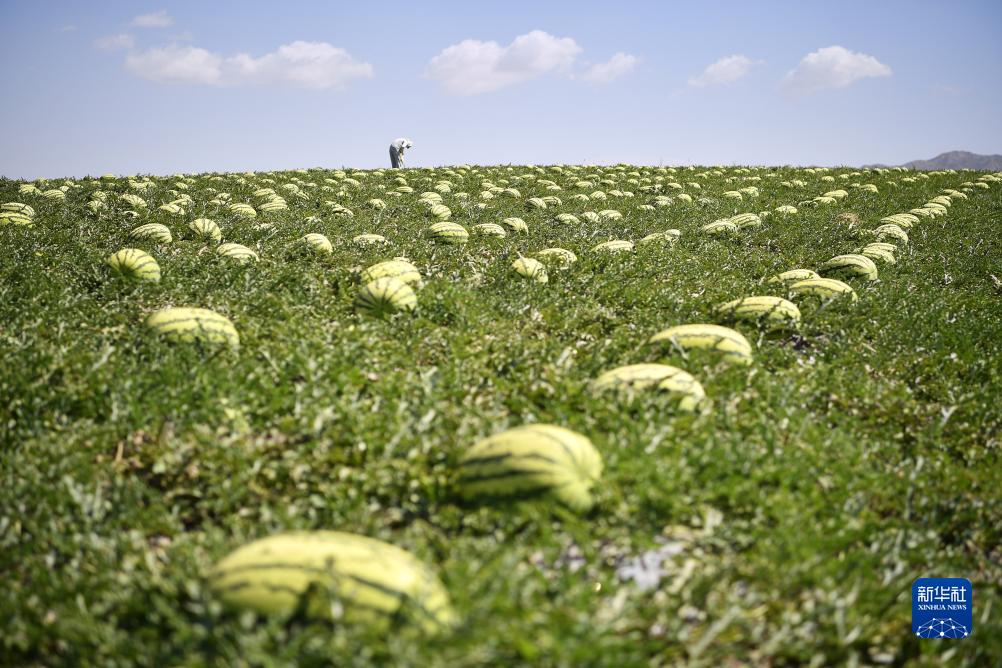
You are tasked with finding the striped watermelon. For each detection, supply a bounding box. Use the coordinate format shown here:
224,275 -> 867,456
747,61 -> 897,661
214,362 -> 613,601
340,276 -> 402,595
818,254 -> 879,281
788,278 -> 858,303
360,260 -> 422,288
458,424 -> 603,513
355,277 -> 417,317
216,243 -> 259,264
209,531 -> 456,635
648,323 -> 753,365
301,233 -> 333,254
146,307 -> 239,348
511,257 -> 548,283
188,218 -> 222,243
107,248 -> 161,282
129,223 -> 173,244
536,248 -> 578,265
426,222 -> 468,244
713,296 -> 801,329
591,363 -> 706,412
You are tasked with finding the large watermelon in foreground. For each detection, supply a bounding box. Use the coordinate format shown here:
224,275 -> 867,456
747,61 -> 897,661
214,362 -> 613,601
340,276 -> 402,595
209,531 -> 457,635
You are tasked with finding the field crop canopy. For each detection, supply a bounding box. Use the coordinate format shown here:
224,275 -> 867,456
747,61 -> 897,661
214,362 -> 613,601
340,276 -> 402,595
1,163 -> 1000,665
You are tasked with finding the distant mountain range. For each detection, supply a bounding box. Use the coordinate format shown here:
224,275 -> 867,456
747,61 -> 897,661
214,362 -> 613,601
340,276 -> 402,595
866,150 -> 1002,171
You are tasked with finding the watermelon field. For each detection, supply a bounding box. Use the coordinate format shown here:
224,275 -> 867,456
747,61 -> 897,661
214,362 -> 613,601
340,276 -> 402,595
1,164 -> 1000,666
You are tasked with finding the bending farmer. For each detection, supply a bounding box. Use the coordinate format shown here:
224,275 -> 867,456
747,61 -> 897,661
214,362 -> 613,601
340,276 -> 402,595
389,138 -> 413,168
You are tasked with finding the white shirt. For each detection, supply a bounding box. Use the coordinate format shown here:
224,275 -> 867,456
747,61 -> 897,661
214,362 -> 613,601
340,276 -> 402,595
391,138 -> 413,152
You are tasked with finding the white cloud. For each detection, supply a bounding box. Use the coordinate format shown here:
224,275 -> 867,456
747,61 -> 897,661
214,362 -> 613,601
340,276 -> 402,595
132,10 -> 174,28
688,54 -> 760,87
581,53 -> 639,84
226,41 -> 374,89
126,45 -> 222,84
95,34 -> 136,51
782,46 -> 891,94
124,41 -> 373,89
426,30 -> 582,95
57,25 -> 77,33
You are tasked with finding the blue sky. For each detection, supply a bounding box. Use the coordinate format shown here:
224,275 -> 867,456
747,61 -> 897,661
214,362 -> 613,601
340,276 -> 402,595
1,0 -> 1001,178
